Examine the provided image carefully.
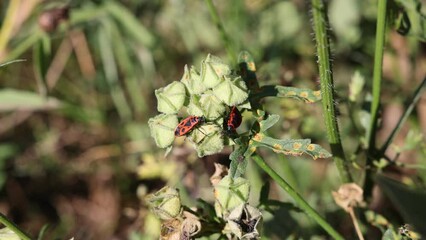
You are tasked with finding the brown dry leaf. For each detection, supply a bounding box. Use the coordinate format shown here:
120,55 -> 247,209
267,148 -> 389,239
161,219 -> 182,240
332,183 -> 364,212
209,163 -> 228,186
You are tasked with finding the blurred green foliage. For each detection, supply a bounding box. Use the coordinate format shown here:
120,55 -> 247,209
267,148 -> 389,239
0,0 -> 425,239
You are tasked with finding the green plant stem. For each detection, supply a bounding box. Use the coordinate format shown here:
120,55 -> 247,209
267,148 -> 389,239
0,212 -> 32,240
311,0 -> 352,183
252,154 -> 344,240
379,77 -> 426,154
204,0 -> 237,65
368,0 -> 388,151
364,0 -> 388,199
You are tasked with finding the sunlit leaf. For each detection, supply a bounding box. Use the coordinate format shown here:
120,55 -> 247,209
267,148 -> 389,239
0,89 -> 61,112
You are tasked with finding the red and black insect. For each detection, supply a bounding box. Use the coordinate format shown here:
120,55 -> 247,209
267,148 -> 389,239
175,116 -> 205,137
223,106 -> 242,132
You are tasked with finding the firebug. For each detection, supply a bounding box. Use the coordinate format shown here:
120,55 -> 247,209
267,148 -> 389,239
223,106 -> 242,133
175,116 -> 205,137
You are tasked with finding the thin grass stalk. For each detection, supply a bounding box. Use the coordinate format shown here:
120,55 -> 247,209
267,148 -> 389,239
0,0 -> 20,61
310,0 -> 352,183
204,0 -> 237,65
379,77 -> 426,155
0,212 -> 32,240
368,0 -> 388,151
364,0 -> 388,198
252,154 -> 344,240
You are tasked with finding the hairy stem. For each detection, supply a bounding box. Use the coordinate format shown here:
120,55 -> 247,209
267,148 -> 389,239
252,154 -> 344,240
0,212 -> 32,240
311,0 -> 352,183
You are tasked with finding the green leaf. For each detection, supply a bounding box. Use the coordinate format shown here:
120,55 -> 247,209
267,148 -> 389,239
148,114 -> 178,148
0,228 -> 20,240
238,51 -> 256,72
258,114 -> 280,132
393,0 -> 426,41
155,81 -> 186,114
33,35 -> 51,96
238,51 -> 259,91
200,54 -> 231,88
0,89 -> 61,112
212,75 -> 249,106
229,137 -> 250,178
253,85 -> 322,103
382,228 -> 399,240
181,65 -> 206,95
375,174 -> 426,235
199,90 -> 226,119
251,135 -> 332,159
0,59 -> 26,68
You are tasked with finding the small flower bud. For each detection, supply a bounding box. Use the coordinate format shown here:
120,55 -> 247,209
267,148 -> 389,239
212,75 -> 249,106
155,81 -> 187,114
148,114 -> 178,148
214,176 -> 250,216
147,187 -> 182,221
200,54 -> 231,88
190,124 -> 224,157
181,65 -> 206,94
